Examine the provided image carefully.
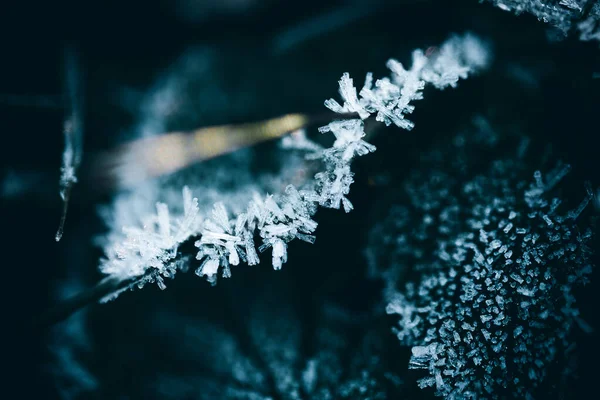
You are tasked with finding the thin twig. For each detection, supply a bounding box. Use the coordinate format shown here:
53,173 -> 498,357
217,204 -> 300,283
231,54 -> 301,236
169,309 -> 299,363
34,275 -> 142,329
56,45 -> 84,242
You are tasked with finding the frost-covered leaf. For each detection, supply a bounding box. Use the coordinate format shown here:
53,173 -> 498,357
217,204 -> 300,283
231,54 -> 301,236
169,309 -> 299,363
367,119 -> 595,398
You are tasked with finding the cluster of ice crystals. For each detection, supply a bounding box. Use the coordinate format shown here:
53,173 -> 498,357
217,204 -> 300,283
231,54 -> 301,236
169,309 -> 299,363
280,129 -> 324,156
367,124 -> 594,398
325,33 -> 489,130
484,0 -> 599,42
100,186 -> 200,290
100,34 -> 489,295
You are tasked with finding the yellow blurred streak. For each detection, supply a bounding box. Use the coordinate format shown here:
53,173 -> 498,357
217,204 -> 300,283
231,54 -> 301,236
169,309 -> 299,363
96,113 -> 310,189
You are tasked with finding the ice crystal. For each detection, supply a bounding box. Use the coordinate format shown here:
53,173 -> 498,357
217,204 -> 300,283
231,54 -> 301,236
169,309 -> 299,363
325,33 -> 489,129
483,0 -> 600,42
367,120 -> 594,398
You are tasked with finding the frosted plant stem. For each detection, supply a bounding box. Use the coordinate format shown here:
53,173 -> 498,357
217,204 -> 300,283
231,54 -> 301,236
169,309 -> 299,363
55,184 -> 72,242
56,46 -> 84,242
39,33 -> 490,330
96,33 -> 490,297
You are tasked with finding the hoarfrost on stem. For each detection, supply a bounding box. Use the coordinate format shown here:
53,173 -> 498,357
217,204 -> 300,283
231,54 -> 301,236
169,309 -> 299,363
56,47 -> 84,242
99,33 -> 490,297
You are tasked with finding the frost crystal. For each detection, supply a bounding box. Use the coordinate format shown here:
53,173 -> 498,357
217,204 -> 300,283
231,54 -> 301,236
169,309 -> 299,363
367,120 -> 594,398
483,0 -> 600,42
99,34 -> 489,297
325,33 -> 489,129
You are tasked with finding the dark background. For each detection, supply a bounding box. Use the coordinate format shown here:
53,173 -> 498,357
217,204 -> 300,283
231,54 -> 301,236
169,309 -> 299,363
1,0 -> 599,398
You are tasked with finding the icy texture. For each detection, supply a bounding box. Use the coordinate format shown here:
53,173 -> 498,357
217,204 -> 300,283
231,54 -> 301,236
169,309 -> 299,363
324,33 -> 489,129
59,124 -> 78,199
100,34 -> 489,296
280,129 -> 324,156
100,186 -> 200,283
483,0 -> 600,42
367,121 -> 594,398
97,151 -> 301,294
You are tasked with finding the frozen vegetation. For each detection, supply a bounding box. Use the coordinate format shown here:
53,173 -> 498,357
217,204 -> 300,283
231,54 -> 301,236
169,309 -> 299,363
98,33 -> 490,298
366,120 -> 595,398
56,48 -> 84,242
483,0 -> 600,42
42,8 -> 598,397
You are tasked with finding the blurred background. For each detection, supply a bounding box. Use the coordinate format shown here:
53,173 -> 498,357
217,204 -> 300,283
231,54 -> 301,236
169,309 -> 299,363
1,0 -> 599,398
